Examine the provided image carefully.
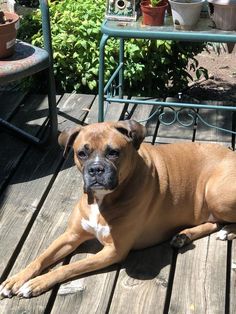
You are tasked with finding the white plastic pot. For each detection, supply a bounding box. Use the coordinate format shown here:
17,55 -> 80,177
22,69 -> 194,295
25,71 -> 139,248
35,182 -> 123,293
208,0 -> 236,30
169,0 -> 205,30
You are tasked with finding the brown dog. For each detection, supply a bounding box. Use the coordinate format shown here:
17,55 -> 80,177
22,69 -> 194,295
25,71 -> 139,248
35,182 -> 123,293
1,120 -> 236,298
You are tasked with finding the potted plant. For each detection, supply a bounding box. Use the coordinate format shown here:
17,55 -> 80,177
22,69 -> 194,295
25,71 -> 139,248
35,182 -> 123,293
168,0 -> 204,30
141,0 -> 168,26
0,0 -> 20,58
208,0 -> 236,31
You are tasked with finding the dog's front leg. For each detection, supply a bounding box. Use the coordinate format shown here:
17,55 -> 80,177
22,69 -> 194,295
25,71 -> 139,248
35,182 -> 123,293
13,245 -> 122,298
0,228 -> 92,298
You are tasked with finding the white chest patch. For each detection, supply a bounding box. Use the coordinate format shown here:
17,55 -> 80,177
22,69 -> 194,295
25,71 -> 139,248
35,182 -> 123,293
81,203 -> 110,243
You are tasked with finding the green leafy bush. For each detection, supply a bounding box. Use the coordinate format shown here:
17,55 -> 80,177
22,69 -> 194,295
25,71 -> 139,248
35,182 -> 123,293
18,0 -> 207,96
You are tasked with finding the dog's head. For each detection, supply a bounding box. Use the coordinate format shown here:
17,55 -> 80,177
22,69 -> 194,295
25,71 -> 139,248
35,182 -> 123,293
58,120 -> 146,194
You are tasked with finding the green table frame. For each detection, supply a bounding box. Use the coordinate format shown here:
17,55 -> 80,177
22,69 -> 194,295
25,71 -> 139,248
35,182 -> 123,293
98,16 -> 236,145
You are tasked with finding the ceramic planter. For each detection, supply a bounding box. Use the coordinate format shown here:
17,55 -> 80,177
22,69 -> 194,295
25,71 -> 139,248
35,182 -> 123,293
0,11 -> 20,58
208,0 -> 236,31
169,0 -> 204,30
141,1 -> 168,26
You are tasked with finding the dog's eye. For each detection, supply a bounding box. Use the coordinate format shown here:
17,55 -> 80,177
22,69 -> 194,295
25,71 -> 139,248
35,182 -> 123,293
107,149 -> 120,159
77,150 -> 88,160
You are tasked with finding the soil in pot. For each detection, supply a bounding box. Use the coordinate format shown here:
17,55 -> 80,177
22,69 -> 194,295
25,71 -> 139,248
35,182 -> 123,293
0,12 -> 20,59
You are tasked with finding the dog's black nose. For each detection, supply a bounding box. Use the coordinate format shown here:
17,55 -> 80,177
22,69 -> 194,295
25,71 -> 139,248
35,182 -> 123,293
88,163 -> 105,177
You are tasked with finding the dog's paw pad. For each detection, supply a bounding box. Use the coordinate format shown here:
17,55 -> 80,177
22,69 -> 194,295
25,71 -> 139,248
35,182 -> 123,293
170,234 -> 191,248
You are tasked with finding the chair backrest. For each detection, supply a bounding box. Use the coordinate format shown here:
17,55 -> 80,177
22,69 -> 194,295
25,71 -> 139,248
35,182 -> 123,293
40,0 -> 53,63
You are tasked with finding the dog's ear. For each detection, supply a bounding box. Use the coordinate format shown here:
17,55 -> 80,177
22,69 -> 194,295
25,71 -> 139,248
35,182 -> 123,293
115,120 -> 146,150
58,126 -> 82,158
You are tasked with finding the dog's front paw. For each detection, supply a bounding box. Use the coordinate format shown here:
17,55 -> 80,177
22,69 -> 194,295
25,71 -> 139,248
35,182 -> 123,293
0,273 -> 28,298
16,278 -> 42,298
17,273 -> 55,298
0,274 -> 53,299
170,233 -> 191,248
217,225 -> 236,241
0,263 -> 41,299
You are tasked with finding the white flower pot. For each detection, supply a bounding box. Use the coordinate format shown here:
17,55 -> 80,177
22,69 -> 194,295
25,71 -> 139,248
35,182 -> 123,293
208,0 -> 236,31
169,0 -> 205,30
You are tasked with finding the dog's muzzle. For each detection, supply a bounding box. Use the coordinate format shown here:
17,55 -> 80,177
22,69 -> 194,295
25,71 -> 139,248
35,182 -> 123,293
83,159 -> 118,193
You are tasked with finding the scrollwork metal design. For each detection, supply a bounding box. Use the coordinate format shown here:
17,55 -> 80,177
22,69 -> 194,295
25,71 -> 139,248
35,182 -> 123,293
158,107 -> 197,127
150,106 -> 236,135
104,66 -> 236,136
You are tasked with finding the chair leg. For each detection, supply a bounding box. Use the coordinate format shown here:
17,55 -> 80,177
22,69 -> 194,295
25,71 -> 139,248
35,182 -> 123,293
0,118 -> 42,144
0,67 -> 58,147
39,66 -> 58,146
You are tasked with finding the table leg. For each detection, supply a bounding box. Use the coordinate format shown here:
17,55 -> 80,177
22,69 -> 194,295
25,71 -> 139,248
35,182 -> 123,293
119,38 -> 124,100
98,34 -> 109,122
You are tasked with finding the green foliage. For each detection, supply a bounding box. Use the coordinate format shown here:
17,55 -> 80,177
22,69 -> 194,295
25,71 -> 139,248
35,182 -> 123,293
18,0 -> 207,96
150,0 -> 162,7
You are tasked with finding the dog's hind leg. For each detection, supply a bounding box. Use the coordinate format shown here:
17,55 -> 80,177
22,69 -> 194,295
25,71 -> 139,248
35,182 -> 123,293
170,222 -> 220,248
205,165 -> 236,241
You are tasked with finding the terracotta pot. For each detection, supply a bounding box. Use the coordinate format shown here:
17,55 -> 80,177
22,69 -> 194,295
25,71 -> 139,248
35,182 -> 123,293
141,2 -> 168,26
0,12 -> 20,59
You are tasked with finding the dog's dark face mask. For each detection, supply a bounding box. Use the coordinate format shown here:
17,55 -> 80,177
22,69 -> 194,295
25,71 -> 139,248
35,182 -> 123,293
79,145 -> 120,193
58,120 -> 146,194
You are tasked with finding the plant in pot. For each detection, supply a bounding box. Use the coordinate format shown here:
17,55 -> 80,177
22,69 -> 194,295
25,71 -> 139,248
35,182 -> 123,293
141,0 -> 168,26
0,0 -> 20,58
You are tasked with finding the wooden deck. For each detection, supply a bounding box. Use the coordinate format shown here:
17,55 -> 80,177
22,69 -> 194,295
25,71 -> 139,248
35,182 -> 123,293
0,91 -> 235,313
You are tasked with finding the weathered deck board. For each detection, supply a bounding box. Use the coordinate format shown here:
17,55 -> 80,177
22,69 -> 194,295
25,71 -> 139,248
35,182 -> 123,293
109,243 -> 173,313
169,233 -> 228,314
194,102 -> 233,145
58,93 -> 96,128
85,96 -> 126,124
0,94 -> 51,191
230,241 -> 236,314
0,91 -> 27,119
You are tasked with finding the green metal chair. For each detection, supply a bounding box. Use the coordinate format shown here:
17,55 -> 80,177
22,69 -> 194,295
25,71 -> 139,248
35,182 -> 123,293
0,0 -> 57,146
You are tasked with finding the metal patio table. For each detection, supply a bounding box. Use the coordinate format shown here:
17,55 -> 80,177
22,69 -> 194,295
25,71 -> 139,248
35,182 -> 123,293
98,16 -> 236,144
